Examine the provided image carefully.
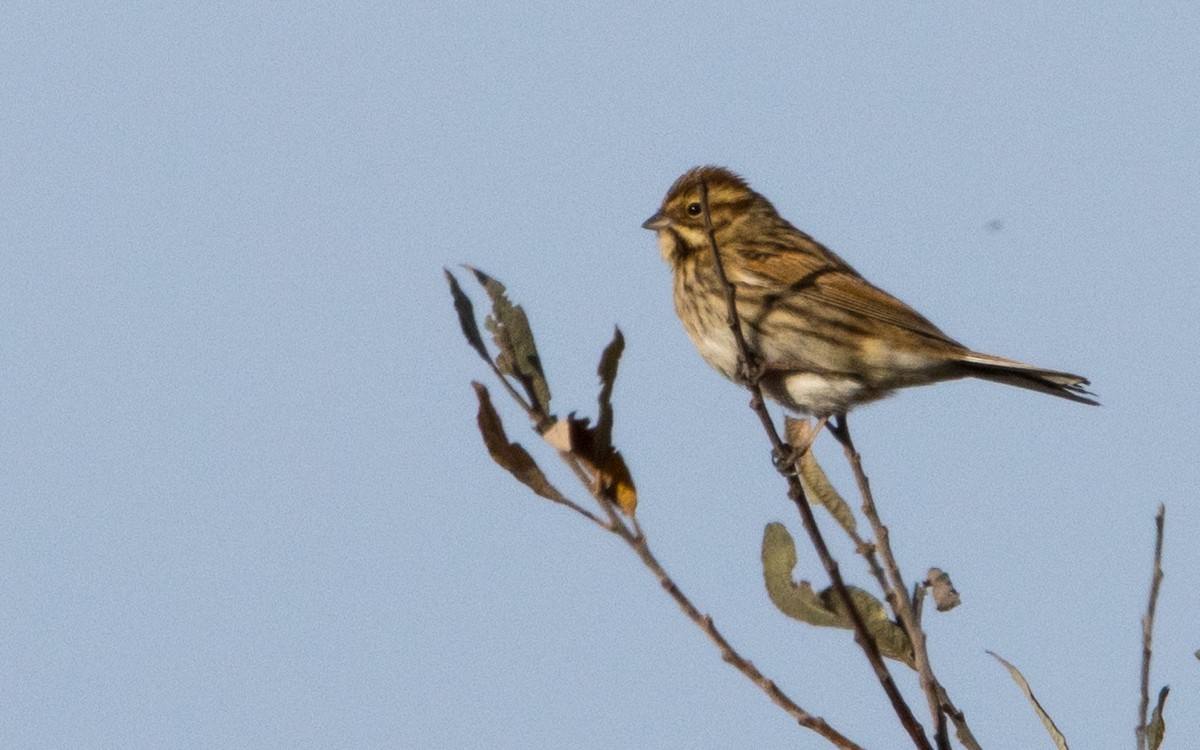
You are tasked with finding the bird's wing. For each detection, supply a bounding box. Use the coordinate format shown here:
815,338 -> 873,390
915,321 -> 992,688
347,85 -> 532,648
736,241 -> 963,348
811,271 -> 962,346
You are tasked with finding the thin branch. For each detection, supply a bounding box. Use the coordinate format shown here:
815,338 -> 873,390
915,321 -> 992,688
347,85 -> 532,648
697,176 -> 933,750
1136,504 -> 1166,750
616,519 -> 864,749
554,440 -> 860,746
552,448 -> 862,748
829,416 -> 953,750
539,475 -> 609,528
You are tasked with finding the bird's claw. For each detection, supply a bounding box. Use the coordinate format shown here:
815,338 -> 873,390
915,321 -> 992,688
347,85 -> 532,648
772,444 -> 799,477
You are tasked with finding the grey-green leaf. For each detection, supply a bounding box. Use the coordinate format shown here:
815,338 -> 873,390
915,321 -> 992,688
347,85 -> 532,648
818,586 -> 915,668
469,266 -> 552,415
763,522 -> 844,627
988,651 -> 1070,750
445,268 -> 490,362
762,523 -> 915,667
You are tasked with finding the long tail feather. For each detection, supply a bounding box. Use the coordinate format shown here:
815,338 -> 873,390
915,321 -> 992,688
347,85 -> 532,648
959,352 -> 1099,406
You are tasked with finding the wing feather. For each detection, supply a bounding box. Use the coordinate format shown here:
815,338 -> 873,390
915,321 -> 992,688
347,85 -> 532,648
735,237 -> 963,349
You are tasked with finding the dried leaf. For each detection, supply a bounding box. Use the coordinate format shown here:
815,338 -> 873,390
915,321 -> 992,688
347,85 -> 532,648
472,382 -> 565,504
785,418 -> 856,535
1147,685 -> 1168,750
468,267 -> 552,415
988,651 -> 1070,750
541,413 -> 589,453
541,418 -> 573,452
818,585 -> 915,668
599,450 -> 637,515
594,327 -> 624,455
927,567 -> 961,612
762,523 -> 843,627
444,268 -> 491,362
541,413 -> 637,516
761,523 -> 914,666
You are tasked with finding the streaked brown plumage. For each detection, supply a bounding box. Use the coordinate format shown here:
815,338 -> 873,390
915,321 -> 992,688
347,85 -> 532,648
643,166 -> 1096,417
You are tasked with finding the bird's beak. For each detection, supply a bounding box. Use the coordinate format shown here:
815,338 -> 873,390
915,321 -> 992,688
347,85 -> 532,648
642,211 -> 670,231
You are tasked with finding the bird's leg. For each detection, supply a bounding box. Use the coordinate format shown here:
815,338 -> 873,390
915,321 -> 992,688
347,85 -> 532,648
741,356 -> 794,387
828,413 -> 853,450
771,446 -> 797,476
737,351 -> 762,386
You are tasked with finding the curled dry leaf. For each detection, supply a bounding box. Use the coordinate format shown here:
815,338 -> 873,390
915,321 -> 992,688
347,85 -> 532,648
541,413 -> 637,516
926,567 -> 961,612
762,522 -> 844,628
762,523 -> 914,667
784,418 -> 857,536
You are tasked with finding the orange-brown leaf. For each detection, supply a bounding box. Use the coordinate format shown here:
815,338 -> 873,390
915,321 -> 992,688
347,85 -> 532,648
597,450 -> 637,516
541,413 -> 637,515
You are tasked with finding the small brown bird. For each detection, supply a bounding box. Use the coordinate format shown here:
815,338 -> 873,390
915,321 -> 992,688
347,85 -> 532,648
643,166 -> 1096,418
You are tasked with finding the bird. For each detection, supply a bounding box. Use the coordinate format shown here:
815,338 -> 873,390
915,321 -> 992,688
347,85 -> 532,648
643,166 -> 1096,422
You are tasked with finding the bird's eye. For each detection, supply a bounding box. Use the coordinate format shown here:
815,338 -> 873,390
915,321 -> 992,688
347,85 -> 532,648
686,202 -> 702,217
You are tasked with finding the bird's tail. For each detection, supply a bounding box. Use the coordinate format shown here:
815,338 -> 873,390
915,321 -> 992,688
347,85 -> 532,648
958,351 -> 1098,406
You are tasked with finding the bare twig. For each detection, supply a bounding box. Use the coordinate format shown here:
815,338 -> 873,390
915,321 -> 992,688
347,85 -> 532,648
1136,504 -> 1166,750
540,474 -> 609,528
544,444 -> 864,747
828,415 -> 953,750
550,437 -> 862,747
697,177 -> 933,750
618,518 -> 863,749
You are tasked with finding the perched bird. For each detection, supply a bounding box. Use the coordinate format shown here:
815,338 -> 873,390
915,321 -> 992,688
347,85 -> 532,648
643,166 -> 1096,419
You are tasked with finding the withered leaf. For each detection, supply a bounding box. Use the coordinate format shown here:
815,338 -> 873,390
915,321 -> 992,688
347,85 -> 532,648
818,585 -> 915,668
785,418 -> 857,535
468,266 -> 552,415
541,412 -> 637,516
762,522 -> 843,628
594,326 -> 624,455
988,651 -> 1070,750
1147,685 -> 1168,750
927,567 -> 961,612
472,382 -> 566,504
444,268 -> 490,363
598,450 -> 637,516
762,522 -> 914,667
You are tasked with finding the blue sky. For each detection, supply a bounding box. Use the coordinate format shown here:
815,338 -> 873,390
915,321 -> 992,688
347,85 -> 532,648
3,3 -> 1198,748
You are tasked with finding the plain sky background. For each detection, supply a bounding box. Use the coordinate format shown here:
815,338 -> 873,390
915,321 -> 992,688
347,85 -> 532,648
3,3 -> 1198,748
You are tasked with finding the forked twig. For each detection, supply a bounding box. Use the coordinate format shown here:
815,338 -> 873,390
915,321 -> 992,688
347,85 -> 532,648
697,177 -> 933,750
